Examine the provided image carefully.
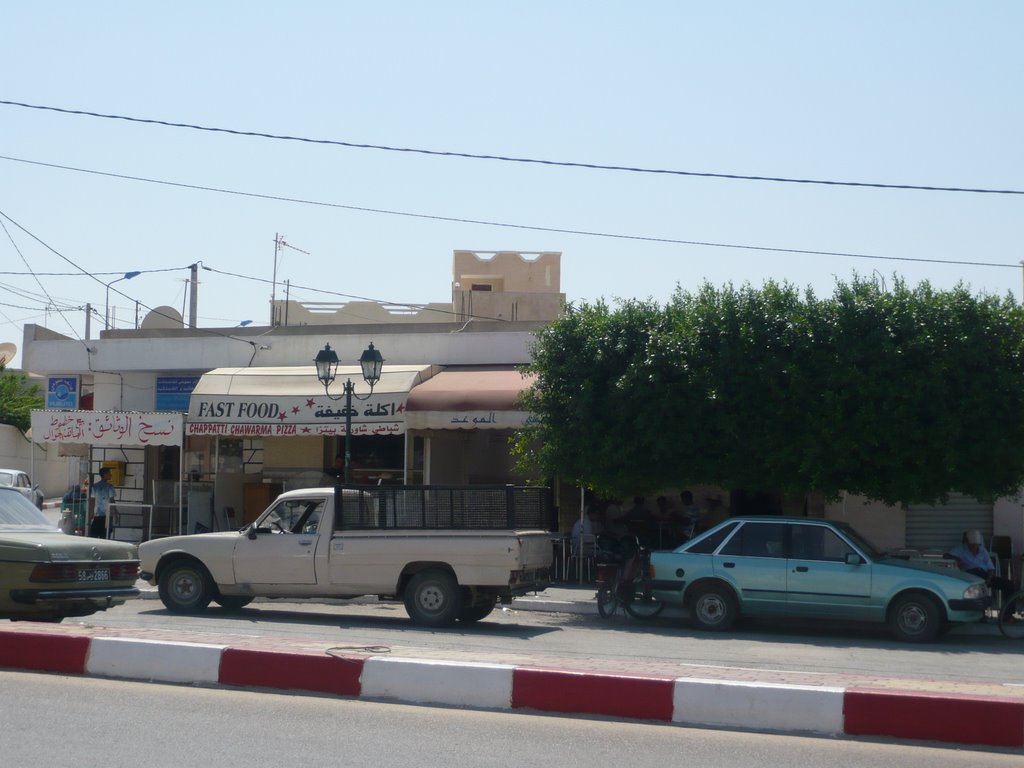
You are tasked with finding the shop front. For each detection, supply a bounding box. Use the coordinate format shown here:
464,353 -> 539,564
404,366 -> 537,486
29,409 -> 185,540
184,364 -> 438,525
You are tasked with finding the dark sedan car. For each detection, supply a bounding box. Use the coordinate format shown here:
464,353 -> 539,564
0,487 -> 139,621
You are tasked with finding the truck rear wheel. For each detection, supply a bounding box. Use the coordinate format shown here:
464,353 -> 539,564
458,595 -> 497,623
404,570 -> 460,627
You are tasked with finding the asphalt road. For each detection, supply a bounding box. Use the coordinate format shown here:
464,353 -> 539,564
3,671 -> 1020,767
65,594 -> 1024,688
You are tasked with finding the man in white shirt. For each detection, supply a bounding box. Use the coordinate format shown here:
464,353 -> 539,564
946,529 -> 1014,600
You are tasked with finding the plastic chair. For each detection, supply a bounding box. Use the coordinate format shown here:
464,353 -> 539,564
990,535 -> 1015,588
567,533 -> 597,583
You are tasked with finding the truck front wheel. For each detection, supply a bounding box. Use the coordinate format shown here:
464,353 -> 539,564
158,560 -> 213,614
404,570 -> 460,627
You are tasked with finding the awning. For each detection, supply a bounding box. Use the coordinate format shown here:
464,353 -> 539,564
186,365 -> 438,437
405,366 -> 536,430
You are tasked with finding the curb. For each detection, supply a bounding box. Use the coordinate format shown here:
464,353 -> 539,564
1,628 -> 1021,748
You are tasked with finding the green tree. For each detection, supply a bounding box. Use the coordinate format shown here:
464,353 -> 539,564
514,278 -> 1024,505
0,364 -> 43,433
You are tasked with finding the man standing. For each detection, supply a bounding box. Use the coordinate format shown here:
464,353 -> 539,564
88,467 -> 117,539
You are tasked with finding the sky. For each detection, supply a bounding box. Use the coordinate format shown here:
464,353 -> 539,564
2,2 -> 1022,369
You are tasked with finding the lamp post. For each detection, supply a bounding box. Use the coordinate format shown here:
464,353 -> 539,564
104,271 -> 141,330
314,342 -> 385,483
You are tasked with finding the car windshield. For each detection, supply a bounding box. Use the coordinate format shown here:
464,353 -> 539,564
833,521 -> 883,560
0,489 -> 55,530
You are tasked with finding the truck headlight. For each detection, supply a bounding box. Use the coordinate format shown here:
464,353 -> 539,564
963,583 -> 989,600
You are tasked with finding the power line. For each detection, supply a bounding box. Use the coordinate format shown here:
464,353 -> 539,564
1,153 -> 1019,272
2,99 -> 1020,196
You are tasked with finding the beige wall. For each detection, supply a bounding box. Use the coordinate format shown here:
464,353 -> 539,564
824,493 -> 906,552
452,251 -> 561,293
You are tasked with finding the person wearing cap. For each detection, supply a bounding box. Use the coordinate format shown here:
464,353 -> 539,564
945,529 -> 1015,600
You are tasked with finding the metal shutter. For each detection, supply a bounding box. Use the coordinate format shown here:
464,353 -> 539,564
905,494 -> 993,552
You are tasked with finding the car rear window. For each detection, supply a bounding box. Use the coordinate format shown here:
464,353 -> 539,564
686,522 -> 739,554
720,522 -> 788,558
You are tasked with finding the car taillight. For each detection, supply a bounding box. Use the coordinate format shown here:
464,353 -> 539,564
112,562 -> 141,579
29,564 -> 77,582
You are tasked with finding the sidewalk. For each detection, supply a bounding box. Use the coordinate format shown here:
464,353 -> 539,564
3,580 -> 1019,749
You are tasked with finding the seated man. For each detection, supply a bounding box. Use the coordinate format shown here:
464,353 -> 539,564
946,530 -> 1015,601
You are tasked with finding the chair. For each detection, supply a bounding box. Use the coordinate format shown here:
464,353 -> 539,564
990,535 -> 1015,589
567,533 -> 597,583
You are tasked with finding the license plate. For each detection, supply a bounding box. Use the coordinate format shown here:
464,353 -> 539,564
77,568 -> 110,582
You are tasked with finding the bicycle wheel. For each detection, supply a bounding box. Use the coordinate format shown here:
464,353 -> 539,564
999,591 -> 1024,640
624,582 -> 665,619
597,587 -> 618,619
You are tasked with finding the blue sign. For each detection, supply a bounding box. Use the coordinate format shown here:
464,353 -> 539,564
156,375 -> 201,412
47,376 -> 79,409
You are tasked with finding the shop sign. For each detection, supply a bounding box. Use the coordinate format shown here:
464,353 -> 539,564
46,376 -> 79,409
31,410 -> 183,447
156,375 -> 201,411
186,394 -> 408,436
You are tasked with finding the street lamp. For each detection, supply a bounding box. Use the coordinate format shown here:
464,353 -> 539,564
314,342 -> 385,483
104,271 -> 141,330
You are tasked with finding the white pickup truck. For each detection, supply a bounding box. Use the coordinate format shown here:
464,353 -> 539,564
138,485 -> 553,626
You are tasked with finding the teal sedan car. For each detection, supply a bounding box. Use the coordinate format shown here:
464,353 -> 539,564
649,517 -> 989,642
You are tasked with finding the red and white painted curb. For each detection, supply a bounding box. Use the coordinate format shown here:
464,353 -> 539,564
2,630 -> 1022,748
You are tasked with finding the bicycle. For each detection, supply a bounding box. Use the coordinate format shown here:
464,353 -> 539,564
998,589 -> 1024,639
594,534 -> 665,620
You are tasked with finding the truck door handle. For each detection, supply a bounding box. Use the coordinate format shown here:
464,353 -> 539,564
723,562 -> 735,568
795,566 -> 808,572
298,540 -> 313,547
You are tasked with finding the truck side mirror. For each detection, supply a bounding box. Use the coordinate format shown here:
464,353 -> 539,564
845,552 -> 864,566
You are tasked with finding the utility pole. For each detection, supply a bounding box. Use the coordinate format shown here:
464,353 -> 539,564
84,303 -> 91,340
271,234 -> 310,326
189,262 -> 199,328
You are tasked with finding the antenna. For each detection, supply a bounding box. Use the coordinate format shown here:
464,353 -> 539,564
271,233 -> 310,325
0,341 -> 16,365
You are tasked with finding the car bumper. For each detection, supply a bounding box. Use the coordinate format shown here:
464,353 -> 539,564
948,597 -> 989,614
10,586 -> 140,606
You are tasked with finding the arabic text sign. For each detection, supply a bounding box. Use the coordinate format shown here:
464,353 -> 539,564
31,410 -> 184,447
186,421 -> 404,437
188,394 -> 407,426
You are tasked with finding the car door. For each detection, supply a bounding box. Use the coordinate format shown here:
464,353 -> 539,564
233,497 -> 325,585
713,521 -> 789,614
786,523 -> 873,618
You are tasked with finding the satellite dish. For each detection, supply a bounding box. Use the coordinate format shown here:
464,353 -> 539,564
0,342 -> 16,365
141,306 -> 184,330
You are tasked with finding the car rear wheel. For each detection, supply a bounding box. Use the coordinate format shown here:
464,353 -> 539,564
889,592 -> 944,643
214,595 -> 254,611
690,583 -> 739,631
404,569 -> 460,627
158,560 -> 213,614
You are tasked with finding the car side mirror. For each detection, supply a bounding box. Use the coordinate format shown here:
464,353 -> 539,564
246,526 -> 258,540
845,552 -> 864,566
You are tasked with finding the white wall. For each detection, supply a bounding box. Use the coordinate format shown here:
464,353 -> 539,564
1,424 -> 78,498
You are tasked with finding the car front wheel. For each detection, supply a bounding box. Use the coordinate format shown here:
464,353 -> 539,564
158,561 -> 213,614
889,592 -> 944,642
